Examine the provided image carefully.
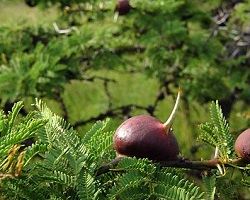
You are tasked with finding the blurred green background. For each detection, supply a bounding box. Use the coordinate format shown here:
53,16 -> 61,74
0,0 -> 249,160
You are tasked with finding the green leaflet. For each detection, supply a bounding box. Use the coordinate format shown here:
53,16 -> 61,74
154,184 -> 203,200
215,176 -> 241,199
83,118 -> 110,143
24,143 -> 47,166
210,101 -> 234,157
202,175 -> 216,200
7,101 -> 23,134
0,101 -> 47,177
86,130 -> 114,164
0,101 -> 47,156
115,157 -> 156,174
52,170 -> 76,186
153,170 -> 204,200
242,179 -> 250,187
108,170 -> 149,200
2,179 -> 47,200
109,157 -> 204,200
77,169 -> 99,200
198,101 -> 234,161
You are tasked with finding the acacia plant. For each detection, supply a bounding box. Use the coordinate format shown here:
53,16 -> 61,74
0,99 -> 250,199
0,1 -> 250,198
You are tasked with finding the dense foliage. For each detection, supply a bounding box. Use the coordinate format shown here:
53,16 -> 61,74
0,100 -> 249,199
1,0 -> 250,118
0,0 -> 250,199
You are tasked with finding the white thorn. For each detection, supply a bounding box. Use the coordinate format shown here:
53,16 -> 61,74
214,146 -> 219,158
163,88 -> 181,129
53,22 -> 72,34
114,12 -> 119,22
216,163 -> 226,176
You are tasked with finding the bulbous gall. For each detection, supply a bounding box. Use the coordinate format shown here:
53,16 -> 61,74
113,115 -> 180,161
115,0 -> 131,15
235,128 -> 250,162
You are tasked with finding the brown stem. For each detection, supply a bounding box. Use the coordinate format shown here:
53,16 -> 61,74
159,158 -> 244,170
95,157 -> 247,176
95,157 -> 123,176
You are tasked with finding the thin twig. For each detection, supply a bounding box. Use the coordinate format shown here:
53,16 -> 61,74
95,157 -> 247,176
95,157 -> 123,176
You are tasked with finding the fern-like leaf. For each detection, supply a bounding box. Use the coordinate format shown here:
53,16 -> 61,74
52,170 -> 76,186
198,122 -> 218,148
113,186 -> 150,200
40,147 -> 70,174
202,174 -> 216,200
0,110 -> 8,134
242,179 -> 250,187
198,101 -> 234,161
34,99 -> 71,145
216,177 -> 240,199
115,157 -> 156,174
7,101 -> 23,135
77,169 -> 98,200
3,179 -> 48,200
154,184 -> 203,200
108,158 -> 155,199
210,101 -> 234,158
24,142 -> 47,166
83,118 -> 110,143
0,114 -> 47,156
154,170 -> 204,200
87,130 -> 114,165
108,171 -> 147,200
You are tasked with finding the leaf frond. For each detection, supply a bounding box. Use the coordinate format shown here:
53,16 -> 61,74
24,142 -> 47,166
83,118 -> 110,143
154,170 -> 204,199
77,169 -> 98,200
198,101 -> 234,161
115,157 -> 156,174
7,101 -> 24,135
108,171 -> 147,199
198,122 -> 218,148
202,174 -> 216,200
210,101 -> 234,158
